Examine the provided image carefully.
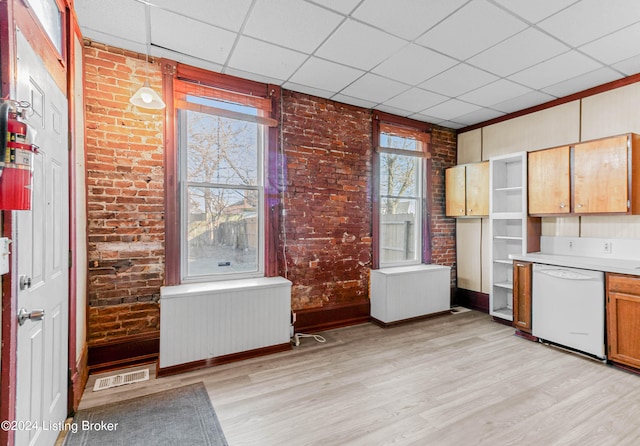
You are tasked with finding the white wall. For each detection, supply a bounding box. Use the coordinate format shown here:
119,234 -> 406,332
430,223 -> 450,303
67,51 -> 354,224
456,81 -> 640,292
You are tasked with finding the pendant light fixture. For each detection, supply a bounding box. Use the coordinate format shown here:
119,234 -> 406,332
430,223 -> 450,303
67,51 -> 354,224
130,4 -> 165,110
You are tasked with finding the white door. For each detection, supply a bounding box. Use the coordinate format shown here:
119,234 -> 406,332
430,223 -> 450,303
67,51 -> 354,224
15,28 -> 69,446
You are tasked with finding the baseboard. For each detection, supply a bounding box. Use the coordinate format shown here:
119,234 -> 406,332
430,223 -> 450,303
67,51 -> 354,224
514,330 -> 538,342
68,343 -> 89,413
454,288 -> 489,313
370,310 -> 452,328
156,343 -> 292,377
88,331 -> 159,374
294,301 -> 370,333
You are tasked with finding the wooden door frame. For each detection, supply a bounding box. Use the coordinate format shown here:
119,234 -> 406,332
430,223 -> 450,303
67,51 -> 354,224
0,1 -> 79,444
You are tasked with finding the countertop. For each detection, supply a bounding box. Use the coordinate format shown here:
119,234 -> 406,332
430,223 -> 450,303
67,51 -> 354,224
509,252 -> 640,276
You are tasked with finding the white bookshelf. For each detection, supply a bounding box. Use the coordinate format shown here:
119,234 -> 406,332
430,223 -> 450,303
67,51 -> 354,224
489,152 -> 528,321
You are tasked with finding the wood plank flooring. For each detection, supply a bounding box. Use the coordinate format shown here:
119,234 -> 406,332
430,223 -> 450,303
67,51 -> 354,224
77,310 -> 640,445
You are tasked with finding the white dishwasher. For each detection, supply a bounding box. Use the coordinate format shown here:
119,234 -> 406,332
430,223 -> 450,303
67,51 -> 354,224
532,264 -> 605,359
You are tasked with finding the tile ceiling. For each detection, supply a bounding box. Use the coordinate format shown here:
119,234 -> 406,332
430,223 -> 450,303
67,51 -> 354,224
75,0 -> 640,129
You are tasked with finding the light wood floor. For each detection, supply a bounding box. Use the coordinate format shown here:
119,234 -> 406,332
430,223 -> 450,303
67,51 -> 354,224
77,310 -> 640,445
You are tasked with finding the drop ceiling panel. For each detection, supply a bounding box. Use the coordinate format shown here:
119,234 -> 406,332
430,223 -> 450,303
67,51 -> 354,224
541,67 -> 624,98
150,9 -> 237,65
491,91 -> 557,114
538,0 -> 640,47
579,22 -> 640,65
382,88 -> 448,114
352,0 -> 469,40
339,73 -> 409,104
74,0 -> 640,129
421,99 -> 483,122
308,0 -> 361,15
315,20 -> 406,70
416,0 -> 527,61
288,57 -> 364,92
227,37 -> 308,80
459,79 -> 533,107
420,64 -> 498,98
468,28 -> 569,77
75,0 -> 146,44
492,0 -> 578,24
151,0 -> 252,31
510,51 -> 603,90
243,0 -> 343,53
372,44 -> 457,85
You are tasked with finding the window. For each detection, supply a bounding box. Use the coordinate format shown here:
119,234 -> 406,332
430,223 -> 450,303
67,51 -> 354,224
374,114 -> 431,268
170,76 -> 278,283
26,0 -> 63,54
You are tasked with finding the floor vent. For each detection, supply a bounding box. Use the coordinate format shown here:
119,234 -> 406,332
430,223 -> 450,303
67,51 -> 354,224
93,368 -> 149,392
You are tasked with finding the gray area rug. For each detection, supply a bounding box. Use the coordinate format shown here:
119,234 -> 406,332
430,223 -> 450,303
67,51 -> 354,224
64,382 -> 228,446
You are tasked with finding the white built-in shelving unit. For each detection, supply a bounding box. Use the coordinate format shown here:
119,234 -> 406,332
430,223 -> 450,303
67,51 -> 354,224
489,152 -> 528,321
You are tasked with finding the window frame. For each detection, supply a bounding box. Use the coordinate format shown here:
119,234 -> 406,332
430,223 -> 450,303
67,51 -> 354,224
372,111 -> 432,269
162,61 -> 281,285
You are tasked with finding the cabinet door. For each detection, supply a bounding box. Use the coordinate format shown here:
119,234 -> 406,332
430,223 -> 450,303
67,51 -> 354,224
528,146 -> 570,215
574,135 -> 629,214
512,261 -> 532,332
445,165 -> 466,217
466,161 -> 489,216
607,274 -> 640,368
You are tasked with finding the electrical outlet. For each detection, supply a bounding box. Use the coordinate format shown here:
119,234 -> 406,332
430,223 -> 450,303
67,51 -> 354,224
603,241 -> 612,254
568,240 -> 574,251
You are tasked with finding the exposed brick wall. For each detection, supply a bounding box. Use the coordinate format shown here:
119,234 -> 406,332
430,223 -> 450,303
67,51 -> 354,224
84,41 -> 163,342
82,44 -> 458,344
281,91 -> 373,310
429,126 -> 458,286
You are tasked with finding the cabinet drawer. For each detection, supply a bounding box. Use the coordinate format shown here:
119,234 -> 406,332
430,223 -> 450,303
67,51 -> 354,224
608,273 -> 640,295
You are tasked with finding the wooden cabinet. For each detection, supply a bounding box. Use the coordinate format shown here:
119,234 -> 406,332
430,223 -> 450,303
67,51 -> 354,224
512,261 -> 532,333
607,273 -> 640,369
574,135 -> 631,214
445,162 -> 489,217
528,146 -> 571,215
528,133 -> 640,215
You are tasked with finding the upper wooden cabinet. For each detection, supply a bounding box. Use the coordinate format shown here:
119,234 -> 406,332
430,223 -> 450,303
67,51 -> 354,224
445,162 -> 489,217
528,133 -> 640,215
573,135 -> 634,214
528,146 -> 571,215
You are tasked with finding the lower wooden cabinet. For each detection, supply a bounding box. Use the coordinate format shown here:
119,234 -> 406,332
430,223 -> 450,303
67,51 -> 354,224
607,273 -> 640,368
512,261 -> 532,333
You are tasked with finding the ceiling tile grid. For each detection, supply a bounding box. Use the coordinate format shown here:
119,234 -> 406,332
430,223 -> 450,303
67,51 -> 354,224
75,0 -> 640,129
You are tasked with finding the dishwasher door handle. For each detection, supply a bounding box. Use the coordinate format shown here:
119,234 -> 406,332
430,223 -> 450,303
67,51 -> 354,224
535,268 -> 594,280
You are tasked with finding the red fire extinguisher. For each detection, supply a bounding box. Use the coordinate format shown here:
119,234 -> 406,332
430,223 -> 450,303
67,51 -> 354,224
0,101 -> 38,210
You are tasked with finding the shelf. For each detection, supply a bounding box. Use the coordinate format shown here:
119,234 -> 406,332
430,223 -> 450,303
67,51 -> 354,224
494,186 -> 523,192
491,212 -> 524,219
494,281 -> 513,290
491,307 -> 514,321
494,235 -> 523,241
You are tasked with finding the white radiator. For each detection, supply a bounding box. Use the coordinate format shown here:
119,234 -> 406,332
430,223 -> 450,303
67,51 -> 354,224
370,264 -> 451,324
159,277 -> 292,369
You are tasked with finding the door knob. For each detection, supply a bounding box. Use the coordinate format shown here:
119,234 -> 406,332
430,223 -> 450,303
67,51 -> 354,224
19,275 -> 31,290
17,308 -> 45,326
